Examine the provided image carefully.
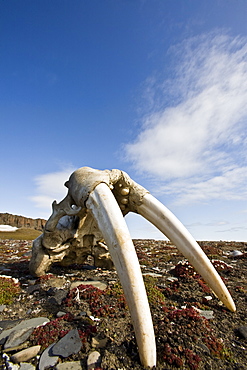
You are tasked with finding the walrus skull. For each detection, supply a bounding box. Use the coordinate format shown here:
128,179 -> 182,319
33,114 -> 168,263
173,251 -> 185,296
29,166 -> 236,368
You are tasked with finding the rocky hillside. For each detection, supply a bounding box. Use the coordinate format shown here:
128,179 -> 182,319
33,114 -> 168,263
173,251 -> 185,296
0,213 -> 46,231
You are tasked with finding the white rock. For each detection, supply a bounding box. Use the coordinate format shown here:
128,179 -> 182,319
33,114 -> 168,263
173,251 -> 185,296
70,280 -> 107,291
10,345 -> 41,363
87,350 -> 101,370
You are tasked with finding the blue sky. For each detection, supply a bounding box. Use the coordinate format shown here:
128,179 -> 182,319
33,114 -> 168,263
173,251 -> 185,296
1,0 -> 246,241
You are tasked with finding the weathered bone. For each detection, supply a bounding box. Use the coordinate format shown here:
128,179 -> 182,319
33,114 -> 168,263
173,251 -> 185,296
86,183 -> 156,367
137,193 -> 236,313
29,166 -> 236,368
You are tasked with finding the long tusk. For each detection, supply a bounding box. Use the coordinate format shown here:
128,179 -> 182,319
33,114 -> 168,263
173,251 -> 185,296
86,183 -> 156,368
137,193 -> 236,312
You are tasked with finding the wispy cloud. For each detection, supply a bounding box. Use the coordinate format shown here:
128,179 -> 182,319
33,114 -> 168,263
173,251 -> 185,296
30,166 -> 76,211
125,32 -> 247,204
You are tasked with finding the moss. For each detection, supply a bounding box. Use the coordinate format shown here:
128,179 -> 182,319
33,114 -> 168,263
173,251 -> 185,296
143,275 -> 165,306
0,276 -> 20,304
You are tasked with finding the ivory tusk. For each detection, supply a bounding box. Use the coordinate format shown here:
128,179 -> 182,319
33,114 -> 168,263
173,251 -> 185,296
86,183 -> 156,368
137,193 -> 236,312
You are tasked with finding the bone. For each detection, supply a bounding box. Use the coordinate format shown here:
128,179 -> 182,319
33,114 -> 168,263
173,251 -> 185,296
120,198 -> 129,205
137,193 -> 236,313
120,187 -> 130,196
86,183 -> 156,368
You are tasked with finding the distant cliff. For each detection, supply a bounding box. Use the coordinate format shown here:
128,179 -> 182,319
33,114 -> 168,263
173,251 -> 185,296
0,213 -> 46,231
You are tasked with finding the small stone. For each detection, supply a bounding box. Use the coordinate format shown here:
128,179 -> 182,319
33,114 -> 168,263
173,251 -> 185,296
10,345 -> 41,363
166,277 -> 178,282
238,326 -> 247,339
45,277 -> 68,288
55,361 -> 83,369
51,329 -> 82,358
87,351 -> 101,370
204,296 -> 213,301
92,335 -> 108,348
70,280 -> 107,291
26,284 -> 41,294
56,311 -> 67,318
4,327 -> 34,349
0,304 -> 6,312
230,250 -> 243,257
197,309 -> 214,319
47,289 -> 68,305
142,272 -> 162,278
38,343 -> 59,370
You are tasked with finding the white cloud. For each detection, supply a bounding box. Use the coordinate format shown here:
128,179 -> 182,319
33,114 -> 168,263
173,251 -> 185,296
125,32 -> 247,204
31,166 -> 76,211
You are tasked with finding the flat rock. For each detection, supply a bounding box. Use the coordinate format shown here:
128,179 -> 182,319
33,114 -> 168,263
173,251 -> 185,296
47,288 -> 68,305
44,277 -> 68,288
70,280 -> 107,291
10,345 -> 41,363
19,363 -> 36,370
0,317 -> 49,343
87,350 -> 101,370
55,361 -> 83,369
51,329 -> 82,357
0,319 -> 21,331
26,284 -> 41,294
4,327 -> 34,349
38,343 -> 59,370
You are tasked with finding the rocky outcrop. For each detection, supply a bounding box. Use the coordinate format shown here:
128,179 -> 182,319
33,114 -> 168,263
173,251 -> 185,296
0,213 -> 46,231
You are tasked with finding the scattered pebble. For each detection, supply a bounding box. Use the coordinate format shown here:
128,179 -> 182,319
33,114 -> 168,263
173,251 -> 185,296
197,309 -> 214,320
47,288 -> 68,305
0,304 -> 6,312
56,311 -> 67,318
91,335 -> 108,348
87,350 -> 101,370
230,250 -> 243,257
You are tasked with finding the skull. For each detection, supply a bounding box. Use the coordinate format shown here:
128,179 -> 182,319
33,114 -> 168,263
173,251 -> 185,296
29,166 -> 236,368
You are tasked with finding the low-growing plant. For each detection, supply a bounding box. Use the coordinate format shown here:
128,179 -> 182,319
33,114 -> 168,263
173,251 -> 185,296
0,276 -> 20,304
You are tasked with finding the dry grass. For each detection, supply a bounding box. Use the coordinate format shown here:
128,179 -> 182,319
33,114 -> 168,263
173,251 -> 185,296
0,228 -> 41,240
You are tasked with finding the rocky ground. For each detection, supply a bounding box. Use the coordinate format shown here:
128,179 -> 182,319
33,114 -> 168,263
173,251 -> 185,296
0,238 -> 246,369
